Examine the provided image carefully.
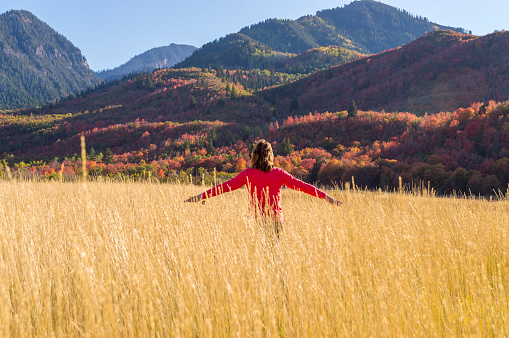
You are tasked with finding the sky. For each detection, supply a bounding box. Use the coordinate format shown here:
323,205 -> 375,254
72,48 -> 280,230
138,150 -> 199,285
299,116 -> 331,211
1,0 -> 507,72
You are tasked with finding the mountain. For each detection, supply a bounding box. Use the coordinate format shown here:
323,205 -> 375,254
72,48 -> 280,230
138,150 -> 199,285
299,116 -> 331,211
262,30 -> 509,115
179,0 -> 467,71
176,33 -> 364,76
238,15 -> 366,55
175,33 -> 294,71
5,31 -> 508,160
0,10 -> 100,110
316,0 -> 469,54
96,44 -> 197,81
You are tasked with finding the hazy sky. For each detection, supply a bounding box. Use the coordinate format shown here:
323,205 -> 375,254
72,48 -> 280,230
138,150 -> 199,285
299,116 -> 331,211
1,0 -> 507,71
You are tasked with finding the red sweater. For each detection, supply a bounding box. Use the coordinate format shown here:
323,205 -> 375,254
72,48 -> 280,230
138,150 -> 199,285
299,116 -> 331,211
201,167 -> 327,221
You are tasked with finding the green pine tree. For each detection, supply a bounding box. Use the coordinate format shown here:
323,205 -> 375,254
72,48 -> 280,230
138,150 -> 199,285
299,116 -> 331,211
206,138 -> 217,156
104,148 -> 114,164
225,82 -> 231,97
348,100 -> 358,117
279,138 -> 293,156
231,84 -> 237,99
189,95 -> 196,109
146,74 -> 155,89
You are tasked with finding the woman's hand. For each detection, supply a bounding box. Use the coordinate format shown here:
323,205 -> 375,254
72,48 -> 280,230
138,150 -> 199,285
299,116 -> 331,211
325,194 -> 343,206
184,194 -> 202,203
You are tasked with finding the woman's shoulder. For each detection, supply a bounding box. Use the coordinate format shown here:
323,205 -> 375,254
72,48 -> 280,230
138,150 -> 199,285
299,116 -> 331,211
243,167 -> 257,177
272,167 -> 287,175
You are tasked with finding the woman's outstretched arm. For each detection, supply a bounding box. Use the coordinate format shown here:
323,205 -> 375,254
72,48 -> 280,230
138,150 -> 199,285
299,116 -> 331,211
281,169 -> 343,206
184,169 -> 249,203
324,194 -> 343,206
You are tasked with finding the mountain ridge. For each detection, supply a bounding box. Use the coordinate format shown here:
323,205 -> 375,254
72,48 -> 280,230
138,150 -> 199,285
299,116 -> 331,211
262,30 -> 509,115
175,33 -> 294,71
96,43 -> 197,81
315,0 -> 469,53
179,0 -> 468,71
0,10 -> 100,109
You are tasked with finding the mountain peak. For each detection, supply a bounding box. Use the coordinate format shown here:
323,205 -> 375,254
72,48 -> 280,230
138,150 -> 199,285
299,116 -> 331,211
317,0 -> 468,53
2,9 -> 37,17
0,10 -> 100,109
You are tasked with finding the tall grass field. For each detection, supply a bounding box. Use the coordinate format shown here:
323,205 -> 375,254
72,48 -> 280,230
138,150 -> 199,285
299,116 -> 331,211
0,179 -> 508,336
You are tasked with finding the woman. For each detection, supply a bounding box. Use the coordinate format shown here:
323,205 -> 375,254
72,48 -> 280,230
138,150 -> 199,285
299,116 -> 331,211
184,140 -> 342,234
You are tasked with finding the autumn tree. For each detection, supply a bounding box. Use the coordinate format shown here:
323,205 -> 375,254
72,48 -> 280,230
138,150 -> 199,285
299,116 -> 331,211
450,167 -> 469,193
235,158 -> 246,172
317,159 -> 345,186
494,157 -> 509,188
479,102 -> 488,115
467,171 -> 483,195
309,160 -> 325,184
321,137 -> 336,151
483,175 -> 502,196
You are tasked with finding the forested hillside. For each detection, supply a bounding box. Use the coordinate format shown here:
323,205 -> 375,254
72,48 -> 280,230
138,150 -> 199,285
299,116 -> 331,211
238,16 -> 365,55
0,10 -> 100,109
0,67 -> 275,159
264,30 -> 509,115
0,1 -> 469,110
176,34 -> 364,75
316,0 -> 469,53
1,64 -> 508,196
175,34 -> 294,71
273,46 -> 364,74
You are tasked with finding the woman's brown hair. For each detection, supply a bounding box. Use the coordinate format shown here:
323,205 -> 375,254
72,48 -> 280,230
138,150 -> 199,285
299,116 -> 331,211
251,139 -> 274,172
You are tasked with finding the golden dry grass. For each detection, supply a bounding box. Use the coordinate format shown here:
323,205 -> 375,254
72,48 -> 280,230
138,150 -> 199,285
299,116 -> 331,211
0,179 -> 508,336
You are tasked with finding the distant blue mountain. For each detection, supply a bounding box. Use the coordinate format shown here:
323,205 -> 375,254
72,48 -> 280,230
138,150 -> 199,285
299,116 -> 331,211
96,44 -> 197,81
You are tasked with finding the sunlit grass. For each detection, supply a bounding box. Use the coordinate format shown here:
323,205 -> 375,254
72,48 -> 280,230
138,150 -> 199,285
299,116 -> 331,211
0,179 -> 508,336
